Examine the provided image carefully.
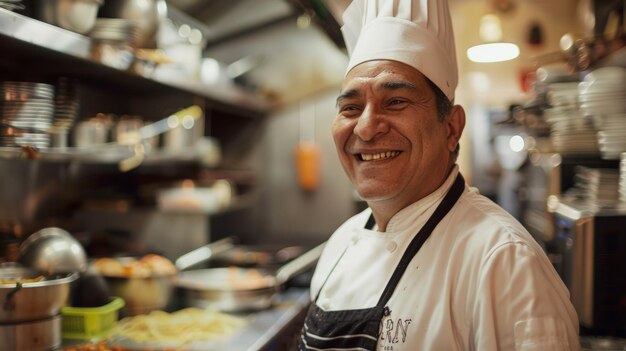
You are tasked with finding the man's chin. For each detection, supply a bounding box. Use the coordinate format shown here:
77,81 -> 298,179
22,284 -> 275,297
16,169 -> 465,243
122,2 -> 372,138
355,189 -> 395,203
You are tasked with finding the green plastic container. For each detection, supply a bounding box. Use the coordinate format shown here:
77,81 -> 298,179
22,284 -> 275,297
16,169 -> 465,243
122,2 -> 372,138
61,297 -> 125,340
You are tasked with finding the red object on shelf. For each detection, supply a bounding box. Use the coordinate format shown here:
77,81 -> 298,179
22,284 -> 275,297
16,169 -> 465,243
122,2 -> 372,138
519,67 -> 536,93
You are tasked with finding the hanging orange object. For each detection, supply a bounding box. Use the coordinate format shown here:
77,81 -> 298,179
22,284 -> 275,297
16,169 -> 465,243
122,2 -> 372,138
295,141 -> 321,192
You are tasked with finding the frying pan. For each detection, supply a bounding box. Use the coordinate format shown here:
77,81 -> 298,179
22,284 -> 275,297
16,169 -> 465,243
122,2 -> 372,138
176,242 -> 325,312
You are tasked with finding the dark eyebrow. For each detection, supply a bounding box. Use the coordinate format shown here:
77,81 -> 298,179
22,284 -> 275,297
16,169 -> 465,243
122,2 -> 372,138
336,89 -> 359,107
381,80 -> 417,91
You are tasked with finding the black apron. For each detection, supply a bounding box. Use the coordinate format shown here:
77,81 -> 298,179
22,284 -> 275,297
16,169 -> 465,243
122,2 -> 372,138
299,173 -> 465,351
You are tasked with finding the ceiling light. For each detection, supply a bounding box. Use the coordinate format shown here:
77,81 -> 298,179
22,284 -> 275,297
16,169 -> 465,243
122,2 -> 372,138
467,13 -> 520,63
467,43 -> 520,63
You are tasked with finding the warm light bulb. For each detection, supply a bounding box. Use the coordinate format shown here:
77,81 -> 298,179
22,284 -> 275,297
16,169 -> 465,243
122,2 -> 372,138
509,135 -> 525,152
467,43 -> 520,63
479,14 -> 503,42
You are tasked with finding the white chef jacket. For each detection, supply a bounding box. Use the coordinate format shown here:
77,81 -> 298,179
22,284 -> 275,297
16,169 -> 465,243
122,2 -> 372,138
311,167 -> 580,350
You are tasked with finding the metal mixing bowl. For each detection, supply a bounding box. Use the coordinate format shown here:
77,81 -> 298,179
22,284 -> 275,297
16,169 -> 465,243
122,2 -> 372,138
104,274 -> 175,316
32,0 -> 104,34
18,227 -> 87,274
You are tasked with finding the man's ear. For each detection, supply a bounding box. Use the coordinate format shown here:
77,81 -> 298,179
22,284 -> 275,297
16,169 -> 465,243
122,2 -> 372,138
446,105 -> 465,153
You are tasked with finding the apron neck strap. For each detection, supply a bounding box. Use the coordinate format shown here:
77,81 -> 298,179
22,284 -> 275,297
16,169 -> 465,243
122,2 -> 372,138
364,213 -> 376,230
376,173 -> 465,307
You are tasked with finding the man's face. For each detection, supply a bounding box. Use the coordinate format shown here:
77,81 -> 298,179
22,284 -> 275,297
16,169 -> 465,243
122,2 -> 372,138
333,60 -> 458,209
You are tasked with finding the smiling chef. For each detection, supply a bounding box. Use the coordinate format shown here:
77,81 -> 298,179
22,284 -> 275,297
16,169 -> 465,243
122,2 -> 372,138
298,0 -> 580,350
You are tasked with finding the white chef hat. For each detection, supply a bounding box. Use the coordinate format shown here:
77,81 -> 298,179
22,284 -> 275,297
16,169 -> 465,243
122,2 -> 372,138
341,0 -> 458,100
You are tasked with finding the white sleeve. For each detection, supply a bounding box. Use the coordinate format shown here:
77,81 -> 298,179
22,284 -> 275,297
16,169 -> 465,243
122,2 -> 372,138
471,241 -> 580,351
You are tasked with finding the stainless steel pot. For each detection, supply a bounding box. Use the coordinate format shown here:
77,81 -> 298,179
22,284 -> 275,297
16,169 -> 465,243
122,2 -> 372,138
99,237 -> 235,316
104,274 -> 174,316
0,266 -> 78,323
176,242 -> 325,312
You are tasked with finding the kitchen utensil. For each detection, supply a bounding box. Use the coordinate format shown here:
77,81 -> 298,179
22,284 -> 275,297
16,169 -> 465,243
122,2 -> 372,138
0,315 -> 61,351
117,105 -> 203,172
104,272 -> 174,316
211,245 -> 304,268
177,242 -> 325,312
73,118 -> 109,147
98,0 -> 160,48
32,0 -> 104,34
18,227 -> 88,274
0,265 -> 78,323
97,238 -> 234,316
115,115 -> 144,145
174,237 -> 235,271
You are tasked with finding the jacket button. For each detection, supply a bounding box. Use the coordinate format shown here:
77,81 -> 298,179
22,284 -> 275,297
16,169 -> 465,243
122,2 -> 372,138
386,241 -> 397,252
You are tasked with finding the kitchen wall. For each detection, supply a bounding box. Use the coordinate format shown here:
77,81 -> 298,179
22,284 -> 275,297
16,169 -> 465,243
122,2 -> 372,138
258,88 -> 356,245
210,87 -> 356,247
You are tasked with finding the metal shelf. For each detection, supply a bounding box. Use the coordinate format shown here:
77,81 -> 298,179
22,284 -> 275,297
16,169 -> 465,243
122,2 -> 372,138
0,8 -> 271,115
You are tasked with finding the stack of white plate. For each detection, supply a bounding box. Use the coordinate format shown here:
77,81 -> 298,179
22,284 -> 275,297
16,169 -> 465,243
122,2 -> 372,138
567,166 -> 621,207
89,18 -> 140,46
545,82 -> 599,155
0,0 -> 24,11
619,152 -> 626,202
0,126 -> 50,149
0,81 -> 54,148
579,67 -> 626,159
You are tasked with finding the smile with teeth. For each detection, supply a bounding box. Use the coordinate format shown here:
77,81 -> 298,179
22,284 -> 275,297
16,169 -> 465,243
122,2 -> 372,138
359,151 -> 401,161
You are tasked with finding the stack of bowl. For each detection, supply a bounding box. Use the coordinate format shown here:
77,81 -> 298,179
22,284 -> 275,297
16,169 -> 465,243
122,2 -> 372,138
0,81 -> 55,148
545,82 -> 599,155
567,166 -> 621,207
579,67 -> 626,159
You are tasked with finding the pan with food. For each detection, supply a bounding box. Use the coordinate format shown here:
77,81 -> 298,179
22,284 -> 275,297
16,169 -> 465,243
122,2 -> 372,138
176,242 -> 325,312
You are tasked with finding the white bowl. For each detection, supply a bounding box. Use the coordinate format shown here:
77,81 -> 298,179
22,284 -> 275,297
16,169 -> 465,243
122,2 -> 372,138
34,0 -> 104,34
584,66 -> 626,85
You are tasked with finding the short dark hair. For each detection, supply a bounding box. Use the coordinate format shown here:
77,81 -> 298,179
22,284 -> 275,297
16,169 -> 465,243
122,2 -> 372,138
426,79 -> 453,122
426,78 -> 459,159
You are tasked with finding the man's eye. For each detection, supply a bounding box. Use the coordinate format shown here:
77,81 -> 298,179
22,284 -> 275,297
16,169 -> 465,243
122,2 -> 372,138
389,99 -> 407,106
340,105 -> 360,113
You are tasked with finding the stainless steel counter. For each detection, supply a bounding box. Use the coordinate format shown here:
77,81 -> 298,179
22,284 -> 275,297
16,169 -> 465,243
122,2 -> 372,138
220,288 -> 310,351
71,288 -> 311,351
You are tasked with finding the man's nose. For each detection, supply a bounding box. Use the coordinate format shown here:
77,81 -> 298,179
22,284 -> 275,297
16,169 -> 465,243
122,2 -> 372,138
353,105 -> 389,141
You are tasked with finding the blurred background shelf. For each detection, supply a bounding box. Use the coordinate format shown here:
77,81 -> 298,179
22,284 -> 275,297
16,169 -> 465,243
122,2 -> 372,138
0,8 -> 270,118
